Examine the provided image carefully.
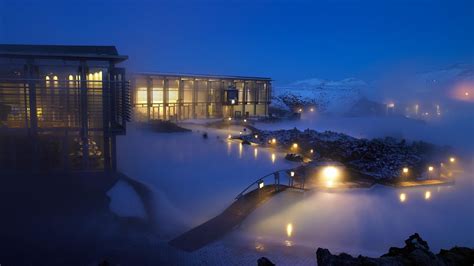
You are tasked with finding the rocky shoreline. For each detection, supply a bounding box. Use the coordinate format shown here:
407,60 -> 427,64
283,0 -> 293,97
240,127 -> 455,184
316,233 -> 474,266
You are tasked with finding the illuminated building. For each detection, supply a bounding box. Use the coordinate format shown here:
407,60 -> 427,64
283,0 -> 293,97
131,73 -> 271,121
0,44 -> 130,172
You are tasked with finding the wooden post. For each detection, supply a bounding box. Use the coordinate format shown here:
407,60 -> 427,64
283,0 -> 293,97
79,61 -> 89,170
147,76 -> 152,121
163,78 -> 168,120
242,81 -> 246,117
206,79 -> 210,118
26,60 -> 39,171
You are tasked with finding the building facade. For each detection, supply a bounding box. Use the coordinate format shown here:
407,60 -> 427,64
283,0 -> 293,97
0,44 -> 130,173
132,73 -> 271,121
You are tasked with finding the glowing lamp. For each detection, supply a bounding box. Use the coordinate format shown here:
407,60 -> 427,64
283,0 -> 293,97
290,171 -> 295,177
322,166 -> 340,180
449,157 -> 455,163
310,149 -> 314,153
292,143 -> 298,149
298,108 -> 302,112
239,131 -> 242,135
403,167 -> 409,174
428,166 -> 434,172
227,134 -> 232,139
243,119 -> 247,122
258,180 -> 264,189
465,92 -> 470,96
271,138 -> 276,144
310,108 -> 314,112
254,134 -> 258,139
228,117 -> 232,121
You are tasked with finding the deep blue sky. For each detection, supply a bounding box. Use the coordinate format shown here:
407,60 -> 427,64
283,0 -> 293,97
1,0 -> 473,84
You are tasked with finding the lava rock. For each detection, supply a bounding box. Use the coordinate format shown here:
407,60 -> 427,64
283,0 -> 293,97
316,233 -> 474,266
241,139 -> 252,145
240,127 -> 450,180
285,153 -> 304,162
257,257 -> 275,266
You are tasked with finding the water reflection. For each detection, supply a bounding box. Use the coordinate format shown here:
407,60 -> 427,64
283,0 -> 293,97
271,153 -> 276,163
425,191 -> 431,200
254,147 -> 258,159
399,193 -> 407,202
239,143 -> 243,158
286,223 -> 293,237
227,141 -> 231,155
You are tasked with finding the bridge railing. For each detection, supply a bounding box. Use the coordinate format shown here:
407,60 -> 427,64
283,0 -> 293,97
235,169 -> 306,200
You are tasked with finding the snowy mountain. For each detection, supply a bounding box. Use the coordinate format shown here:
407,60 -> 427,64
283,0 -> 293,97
272,77 -> 367,114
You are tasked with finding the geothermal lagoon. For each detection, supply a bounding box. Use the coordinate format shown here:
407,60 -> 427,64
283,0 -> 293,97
111,115 -> 474,264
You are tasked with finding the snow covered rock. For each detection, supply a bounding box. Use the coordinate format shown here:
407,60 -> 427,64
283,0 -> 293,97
241,127 -> 448,180
272,77 -> 367,114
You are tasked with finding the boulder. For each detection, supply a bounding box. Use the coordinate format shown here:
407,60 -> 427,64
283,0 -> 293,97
257,257 -> 275,266
316,233 -> 474,266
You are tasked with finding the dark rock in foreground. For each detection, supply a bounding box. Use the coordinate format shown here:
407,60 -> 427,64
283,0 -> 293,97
316,233 -> 474,266
257,257 -> 275,266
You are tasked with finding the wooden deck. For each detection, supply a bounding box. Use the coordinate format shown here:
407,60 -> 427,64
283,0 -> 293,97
169,184 -> 288,252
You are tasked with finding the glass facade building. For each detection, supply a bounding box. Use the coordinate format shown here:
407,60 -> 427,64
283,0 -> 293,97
132,73 -> 271,121
0,44 -> 130,173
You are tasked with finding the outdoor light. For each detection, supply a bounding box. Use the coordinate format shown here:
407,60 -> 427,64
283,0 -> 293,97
228,117 -> 232,121
310,149 -> 314,153
403,167 -> 409,174
310,108 -> 314,112
465,92 -> 470,96
286,223 -> 293,237
292,143 -> 298,149
271,138 -> 276,144
449,157 -> 456,163
298,108 -> 302,112
428,166 -> 434,172
243,119 -> 247,122
290,171 -> 295,177
258,180 -> 264,189
254,134 -> 258,139
322,166 -> 340,180
239,131 -> 242,135
227,134 -> 232,139
387,103 -> 395,108
399,193 -> 407,202
425,191 -> 431,200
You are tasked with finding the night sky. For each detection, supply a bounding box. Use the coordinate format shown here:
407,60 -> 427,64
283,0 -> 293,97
1,0 -> 473,84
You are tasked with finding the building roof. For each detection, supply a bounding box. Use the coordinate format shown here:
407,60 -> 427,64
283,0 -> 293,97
133,72 -> 272,81
0,44 -> 128,62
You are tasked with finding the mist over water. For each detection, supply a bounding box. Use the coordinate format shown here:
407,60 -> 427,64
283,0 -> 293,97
112,112 -> 473,260
116,123 -> 298,236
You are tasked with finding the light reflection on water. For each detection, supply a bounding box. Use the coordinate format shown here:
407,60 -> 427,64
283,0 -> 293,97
233,167 -> 474,257
117,123 -> 474,258
117,123 -> 297,229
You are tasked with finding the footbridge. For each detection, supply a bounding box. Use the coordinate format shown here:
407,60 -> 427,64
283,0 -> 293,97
169,169 -> 306,252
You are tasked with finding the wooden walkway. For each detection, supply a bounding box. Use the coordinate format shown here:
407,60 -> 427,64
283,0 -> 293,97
169,184 -> 288,252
